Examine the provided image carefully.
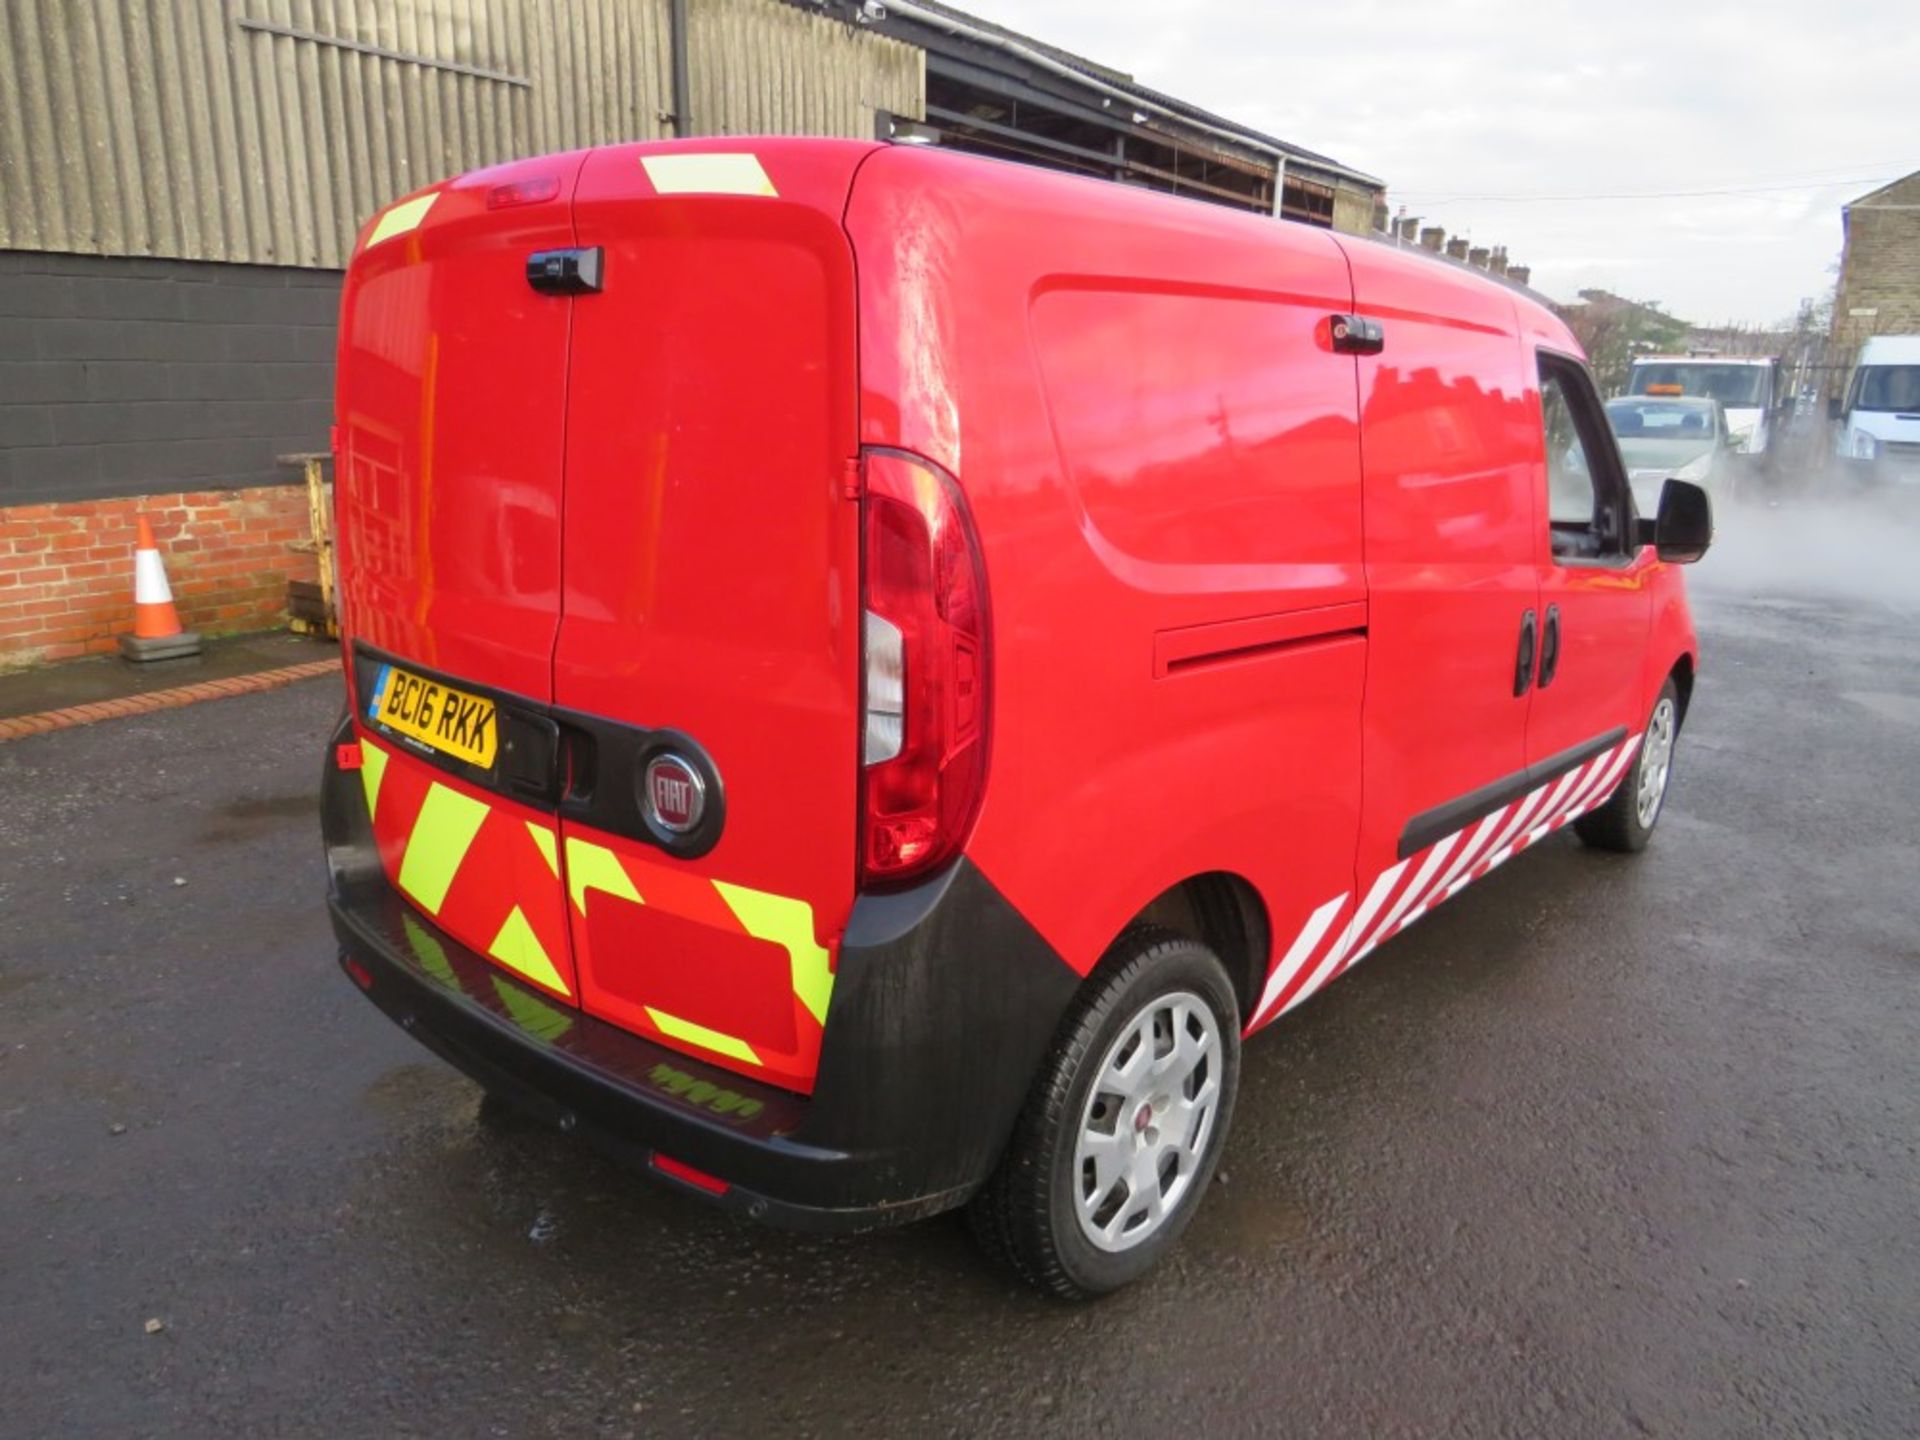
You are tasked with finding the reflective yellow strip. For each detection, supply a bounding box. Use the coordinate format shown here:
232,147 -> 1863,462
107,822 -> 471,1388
487,904 -> 571,997
564,836 -> 642,915
640,153 -> 778,197
358,739 -> 389,822
396,782 -> 488,915
493,975 -> 573,1042
366,192 -> 438,247
712,881 -> 832,1025
525,821 -> 559,878
645,1007 -> 761,1064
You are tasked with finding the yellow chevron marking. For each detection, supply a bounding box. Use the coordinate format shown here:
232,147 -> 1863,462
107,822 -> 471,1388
640,153 -> 778,197
525,821 -> 559,878
644,1008 -> 761,1065
712,881 -> 832,1025
396,782 -> 488,916
564,836 -> 642,916
358,739 -> 389,822
487,905 -> 570,998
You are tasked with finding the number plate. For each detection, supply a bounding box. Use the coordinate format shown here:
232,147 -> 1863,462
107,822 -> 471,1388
365,663 -> 498,769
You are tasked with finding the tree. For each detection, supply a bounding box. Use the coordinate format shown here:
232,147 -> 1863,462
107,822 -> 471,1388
1556,290 -> 1690,395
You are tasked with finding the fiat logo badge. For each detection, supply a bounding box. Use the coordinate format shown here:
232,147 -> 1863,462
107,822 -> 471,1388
643,753 -> 706,835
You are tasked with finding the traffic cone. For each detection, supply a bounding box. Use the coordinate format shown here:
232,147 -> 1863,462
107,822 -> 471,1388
118,516 -> 202,662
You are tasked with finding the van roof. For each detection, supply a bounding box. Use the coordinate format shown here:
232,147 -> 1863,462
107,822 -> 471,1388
1859,335 -> 1920,364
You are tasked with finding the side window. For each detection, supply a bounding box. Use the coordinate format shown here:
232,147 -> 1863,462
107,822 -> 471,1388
1537,356 -> 1629,561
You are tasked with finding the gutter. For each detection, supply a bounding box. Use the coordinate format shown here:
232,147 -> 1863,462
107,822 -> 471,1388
878,0 -> 1384,191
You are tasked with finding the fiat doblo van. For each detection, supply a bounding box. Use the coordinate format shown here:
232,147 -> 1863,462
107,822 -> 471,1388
322,139 -> 1709,1298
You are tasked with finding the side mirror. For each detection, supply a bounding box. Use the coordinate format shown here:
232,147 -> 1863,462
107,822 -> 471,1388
1649,478 -> 1712,563
1828,395 -> 1844,421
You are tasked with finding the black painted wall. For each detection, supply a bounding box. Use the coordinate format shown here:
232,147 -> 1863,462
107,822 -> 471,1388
0,252 -> 340,506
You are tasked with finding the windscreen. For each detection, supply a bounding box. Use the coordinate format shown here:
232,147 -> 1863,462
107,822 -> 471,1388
1629,363 -> 1770,407
1850,365 -> 1920,413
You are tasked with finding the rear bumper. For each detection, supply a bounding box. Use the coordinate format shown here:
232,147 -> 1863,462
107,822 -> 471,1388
322,713 -> 1077,1231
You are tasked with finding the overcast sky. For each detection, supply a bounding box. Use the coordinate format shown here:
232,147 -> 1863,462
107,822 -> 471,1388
950,0 -> 1919,326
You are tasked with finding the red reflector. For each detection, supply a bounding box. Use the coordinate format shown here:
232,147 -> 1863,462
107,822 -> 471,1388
486,175 -> 561,210
336,741 -> 363,771
343,956 -> 374,991
652,1153 -> 731,1196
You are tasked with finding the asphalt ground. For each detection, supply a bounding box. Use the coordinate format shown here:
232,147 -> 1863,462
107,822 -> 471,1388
3,491 -> 1917,1438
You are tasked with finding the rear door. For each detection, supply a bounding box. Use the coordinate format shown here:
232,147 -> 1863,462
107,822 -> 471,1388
335,153 -> 589,1003
551,142 -> 871,1094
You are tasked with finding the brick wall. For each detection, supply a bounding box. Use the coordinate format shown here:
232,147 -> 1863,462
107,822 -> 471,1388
0,487 -> 317,667
1828,172 -> 1920,390
0,250 -> 339,506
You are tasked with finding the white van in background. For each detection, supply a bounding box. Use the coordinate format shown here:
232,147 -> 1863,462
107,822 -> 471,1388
1833,335 -> 1920,484
1626,354 -> 1782,465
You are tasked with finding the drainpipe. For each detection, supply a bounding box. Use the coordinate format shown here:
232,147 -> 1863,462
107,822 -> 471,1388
670,0 -> 692,137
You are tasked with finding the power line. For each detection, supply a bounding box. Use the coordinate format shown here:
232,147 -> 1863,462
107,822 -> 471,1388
1398,173 -> 1908,205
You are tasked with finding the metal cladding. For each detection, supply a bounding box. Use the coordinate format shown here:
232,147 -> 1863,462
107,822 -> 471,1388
0,0 -> 923,270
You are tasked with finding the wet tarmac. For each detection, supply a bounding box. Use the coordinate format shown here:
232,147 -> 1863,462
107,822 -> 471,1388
3,498 -> 1918,1438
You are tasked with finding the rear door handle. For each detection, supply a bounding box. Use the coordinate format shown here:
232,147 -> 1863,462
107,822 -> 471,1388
527,247 -> 603,295
1538,605 -> 1561,688
1514,609 -> 1537,697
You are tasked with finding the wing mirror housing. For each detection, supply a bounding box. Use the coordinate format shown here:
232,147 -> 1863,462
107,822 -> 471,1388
1637,477 -> 1712,563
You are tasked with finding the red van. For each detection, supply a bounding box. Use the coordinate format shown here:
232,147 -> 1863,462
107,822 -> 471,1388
321,139 -> 1709,1297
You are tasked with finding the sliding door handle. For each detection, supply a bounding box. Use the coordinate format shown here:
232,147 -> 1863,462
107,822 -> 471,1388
1514,609 -> 1538,697
1538,605 -> 1561,688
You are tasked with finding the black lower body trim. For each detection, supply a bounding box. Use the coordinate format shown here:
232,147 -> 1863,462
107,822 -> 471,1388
1398,725 -> 1629,860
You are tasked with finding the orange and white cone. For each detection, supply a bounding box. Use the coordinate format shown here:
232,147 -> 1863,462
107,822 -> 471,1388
118,516 -> 202,661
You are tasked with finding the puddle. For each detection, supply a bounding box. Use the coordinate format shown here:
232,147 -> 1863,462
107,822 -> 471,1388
197,791 -> 319,844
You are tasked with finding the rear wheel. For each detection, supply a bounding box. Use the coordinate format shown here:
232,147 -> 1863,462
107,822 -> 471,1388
970,927 -> 1240,1299
1576,679 -> 1679,853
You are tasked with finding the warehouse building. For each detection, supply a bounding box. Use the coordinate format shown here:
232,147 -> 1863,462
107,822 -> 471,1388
0,0 -> 1383,666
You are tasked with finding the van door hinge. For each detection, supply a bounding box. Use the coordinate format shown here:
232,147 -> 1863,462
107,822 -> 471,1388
840,457 -> 862,500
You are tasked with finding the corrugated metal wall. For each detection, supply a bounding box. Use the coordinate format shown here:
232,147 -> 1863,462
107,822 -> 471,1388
0,0 -> 923,270
692,0 -> 920,142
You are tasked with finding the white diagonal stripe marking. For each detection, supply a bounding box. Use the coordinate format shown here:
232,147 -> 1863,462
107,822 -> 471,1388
1347,830 -> 1461,970
1252,892 -> 1348,1027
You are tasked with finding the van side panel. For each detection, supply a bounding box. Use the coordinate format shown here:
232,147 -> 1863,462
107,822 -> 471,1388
848,149 -> 1366,986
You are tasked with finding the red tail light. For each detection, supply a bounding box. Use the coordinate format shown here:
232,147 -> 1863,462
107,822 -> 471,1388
860,450 -> 990,888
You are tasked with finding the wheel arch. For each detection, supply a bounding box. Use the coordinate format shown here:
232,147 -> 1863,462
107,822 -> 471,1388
1112,871 -> 1270,1025
1668,650 -> 1696,726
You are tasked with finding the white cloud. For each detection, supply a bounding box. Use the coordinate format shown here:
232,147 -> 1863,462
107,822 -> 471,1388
946,0 -> 1919,324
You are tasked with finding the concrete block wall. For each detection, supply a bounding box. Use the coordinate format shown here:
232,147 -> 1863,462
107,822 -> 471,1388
0,487 -> 318,667
0,251 -> 339,506
0,250 -> 339,663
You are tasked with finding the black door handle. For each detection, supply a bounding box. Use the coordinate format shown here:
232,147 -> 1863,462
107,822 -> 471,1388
1514,609 -> 1537,697
1538,605 -> 1561,688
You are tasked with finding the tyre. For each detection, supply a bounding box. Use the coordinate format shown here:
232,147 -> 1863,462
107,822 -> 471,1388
1575,679 -> 1680,853
969,927 -> 1240,1299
